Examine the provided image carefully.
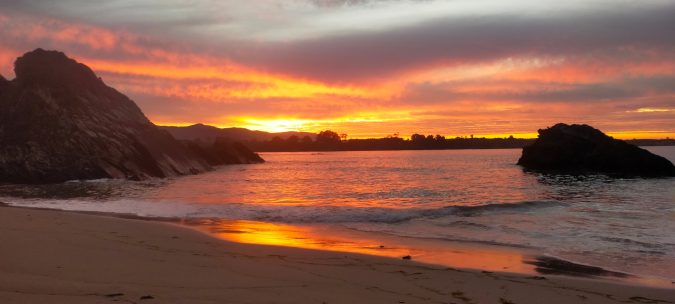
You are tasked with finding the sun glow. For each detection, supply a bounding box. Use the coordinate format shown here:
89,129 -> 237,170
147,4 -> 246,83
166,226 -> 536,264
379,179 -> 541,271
632,108 -> 675,113
187,220 -> 536,274
607,131 -> 675,140
230,111 -> 412,134
239,119 -> 312,133
83,58 -> 382,100
1,1 -> 674,140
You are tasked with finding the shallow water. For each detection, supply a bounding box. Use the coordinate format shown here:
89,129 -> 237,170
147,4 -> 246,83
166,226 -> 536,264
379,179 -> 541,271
2,147 -> 674,283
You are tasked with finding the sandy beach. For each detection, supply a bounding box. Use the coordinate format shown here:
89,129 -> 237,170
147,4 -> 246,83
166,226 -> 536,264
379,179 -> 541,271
0,206 -> 672,304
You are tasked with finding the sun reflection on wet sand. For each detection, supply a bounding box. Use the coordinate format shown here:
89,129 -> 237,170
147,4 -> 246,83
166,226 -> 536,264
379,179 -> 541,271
177,219 -> 675,287
182,219 -> 536,274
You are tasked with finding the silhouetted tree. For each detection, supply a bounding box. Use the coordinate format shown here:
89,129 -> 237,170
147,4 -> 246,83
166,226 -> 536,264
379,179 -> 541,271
240,131 -> 539,152
309,130 -> 341,150
286,135 -> 299,144
411,133 -> 425,143
316,130 -> 341,144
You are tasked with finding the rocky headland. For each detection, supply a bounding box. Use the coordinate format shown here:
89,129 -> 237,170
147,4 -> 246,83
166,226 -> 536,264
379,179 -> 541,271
0,49 -> 262,184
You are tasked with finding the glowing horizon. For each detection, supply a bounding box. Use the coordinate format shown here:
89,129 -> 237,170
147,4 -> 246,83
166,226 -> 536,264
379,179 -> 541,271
1,1 -> 674,139
154,120 -> 674,140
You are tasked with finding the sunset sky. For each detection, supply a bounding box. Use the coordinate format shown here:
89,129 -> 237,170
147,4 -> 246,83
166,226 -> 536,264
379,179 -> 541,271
1,0 -> 674,138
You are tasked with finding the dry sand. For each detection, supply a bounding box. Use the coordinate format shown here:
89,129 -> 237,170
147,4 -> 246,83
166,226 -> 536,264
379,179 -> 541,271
0,206 -> 673,304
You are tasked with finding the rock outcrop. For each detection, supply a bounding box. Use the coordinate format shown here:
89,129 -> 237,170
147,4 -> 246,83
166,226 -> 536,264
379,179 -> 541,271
183,138 -> 264,166
518,123 -> 675,177
0,49 -> 263,184
0,74 -> 8,90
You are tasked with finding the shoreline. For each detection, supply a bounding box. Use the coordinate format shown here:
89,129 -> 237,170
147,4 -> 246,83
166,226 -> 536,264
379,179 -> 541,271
179,217 -> 672,287
1,206 -> 673,303
3,202 -> 674,288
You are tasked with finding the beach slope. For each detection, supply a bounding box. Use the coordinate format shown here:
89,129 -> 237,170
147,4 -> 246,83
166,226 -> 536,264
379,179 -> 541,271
0,207 -> 672,304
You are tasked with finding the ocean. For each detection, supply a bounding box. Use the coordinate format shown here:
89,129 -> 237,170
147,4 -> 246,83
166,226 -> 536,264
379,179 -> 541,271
2,147 -> 674,284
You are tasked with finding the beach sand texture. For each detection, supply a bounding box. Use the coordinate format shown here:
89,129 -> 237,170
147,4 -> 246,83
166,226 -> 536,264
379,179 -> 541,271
0,207 -> 673,304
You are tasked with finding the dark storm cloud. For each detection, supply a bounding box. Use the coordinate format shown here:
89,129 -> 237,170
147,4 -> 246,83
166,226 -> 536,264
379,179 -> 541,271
238,5 -> 675,82
2,1 -> 674,83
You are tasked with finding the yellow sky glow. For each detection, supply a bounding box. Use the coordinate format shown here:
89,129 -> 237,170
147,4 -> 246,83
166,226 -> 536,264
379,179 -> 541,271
84,58 -> 384,100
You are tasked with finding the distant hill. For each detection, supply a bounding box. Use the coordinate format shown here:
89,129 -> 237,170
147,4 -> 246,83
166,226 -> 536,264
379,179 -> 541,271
163,124 -> 675,153
0,49 -> 262,184
161,124 -> 316,143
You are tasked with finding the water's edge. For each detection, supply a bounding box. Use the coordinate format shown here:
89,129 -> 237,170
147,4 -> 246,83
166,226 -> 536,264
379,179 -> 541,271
2,202 -> 672,289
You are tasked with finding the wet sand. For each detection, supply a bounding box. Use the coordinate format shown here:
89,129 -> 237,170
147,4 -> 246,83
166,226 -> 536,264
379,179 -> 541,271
182,218 -> 672,286
0,206 -> 673,304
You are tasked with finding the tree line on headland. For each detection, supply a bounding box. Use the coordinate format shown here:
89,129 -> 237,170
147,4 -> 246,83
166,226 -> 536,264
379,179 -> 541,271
162,124 -> 675,153
244,130 -> 532,152
239,130 -> 675,152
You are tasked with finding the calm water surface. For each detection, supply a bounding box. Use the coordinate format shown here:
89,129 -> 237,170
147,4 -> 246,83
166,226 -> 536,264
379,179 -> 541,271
2,147 -> 674,283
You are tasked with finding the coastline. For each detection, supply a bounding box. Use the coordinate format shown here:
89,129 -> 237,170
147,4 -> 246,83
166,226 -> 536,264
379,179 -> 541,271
1,206 -> 673,303
179,217 -> 673,286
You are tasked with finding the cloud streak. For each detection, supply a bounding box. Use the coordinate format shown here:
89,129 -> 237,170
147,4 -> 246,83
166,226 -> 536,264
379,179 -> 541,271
0,0 -> 673,138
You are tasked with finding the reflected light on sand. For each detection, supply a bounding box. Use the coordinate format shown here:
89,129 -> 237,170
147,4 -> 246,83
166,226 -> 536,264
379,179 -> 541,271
185,219 -> 536,274
181,219 -> 675,287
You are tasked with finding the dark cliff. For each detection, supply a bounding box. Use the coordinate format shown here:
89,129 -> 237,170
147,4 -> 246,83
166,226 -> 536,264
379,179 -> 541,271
517,123 -> 675,177
0,49 -> 263,184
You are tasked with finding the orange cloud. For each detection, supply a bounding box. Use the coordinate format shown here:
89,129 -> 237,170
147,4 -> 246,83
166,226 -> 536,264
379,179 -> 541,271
1,11 -> 673,139
0,12 -> 387,102
84,58 -> 380,100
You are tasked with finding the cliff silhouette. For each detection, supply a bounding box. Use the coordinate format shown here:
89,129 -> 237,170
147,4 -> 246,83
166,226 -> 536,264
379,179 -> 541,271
0,49 -> 262,184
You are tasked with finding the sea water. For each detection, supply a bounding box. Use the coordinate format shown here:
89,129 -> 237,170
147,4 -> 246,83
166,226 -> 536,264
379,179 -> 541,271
2,147 -> 674,282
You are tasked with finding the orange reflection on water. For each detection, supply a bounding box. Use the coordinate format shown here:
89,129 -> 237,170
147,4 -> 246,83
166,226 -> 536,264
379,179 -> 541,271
187,219 -> 536,274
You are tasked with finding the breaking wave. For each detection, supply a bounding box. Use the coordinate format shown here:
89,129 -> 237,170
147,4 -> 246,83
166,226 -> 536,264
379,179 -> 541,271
0,197 -> 565,224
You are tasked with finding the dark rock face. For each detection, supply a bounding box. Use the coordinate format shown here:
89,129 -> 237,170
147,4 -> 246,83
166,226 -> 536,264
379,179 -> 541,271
0,49 -> 263,184
518,123 -> 675,177
0,75 -> 9,93
183,138 -> 264,166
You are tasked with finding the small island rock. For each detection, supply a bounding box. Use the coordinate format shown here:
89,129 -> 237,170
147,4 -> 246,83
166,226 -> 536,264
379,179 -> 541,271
517,123 -> 675,177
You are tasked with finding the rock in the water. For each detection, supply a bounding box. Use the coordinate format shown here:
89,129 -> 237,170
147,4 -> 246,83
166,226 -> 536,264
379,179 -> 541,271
517,123 -> 675,177
0,48 -> 263,184
183,138 -> 264,166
